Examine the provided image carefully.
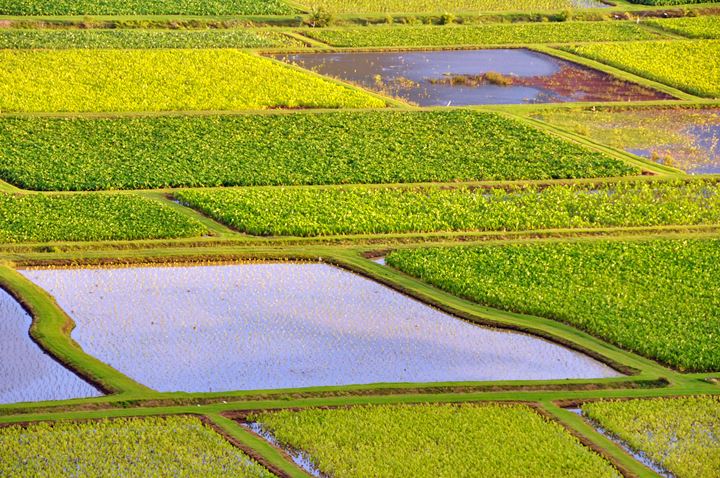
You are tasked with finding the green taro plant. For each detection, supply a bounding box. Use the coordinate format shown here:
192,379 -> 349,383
0,111 -> 633,191
302,21 -> 660,47
0,416 -> 276,477
0,193 -> 206,243
386,238 -> 720,372
174,180 -> 719,237
251,403 -> 620,478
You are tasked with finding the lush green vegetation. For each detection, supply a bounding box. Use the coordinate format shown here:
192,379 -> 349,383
648,16 -> 720,39
0,50 -> 384,113
583,396 -> 720,478
0,111 -> 632,191
533,106 -> 720,173
564,40 -> 720,98
175,180 -> 720,236
0,416 -> 275,477
0,0 -> 293,15
303,0 -> 585,14
252,404 -> 619,478
0,193 -> 205,243
386,238 -> 720,371
0,29 -> 302,49
304,22 -> 660,47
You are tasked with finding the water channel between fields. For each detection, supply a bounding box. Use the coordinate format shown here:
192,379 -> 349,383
21,263 -> 621,393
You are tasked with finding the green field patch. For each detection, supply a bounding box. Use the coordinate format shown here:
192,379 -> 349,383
303,21 -> 661,48
0,49 -> 384,113
563,40 -> 720,98
249,403 -> 620,478
298,0 -> 603,14
0,416 -> 275,477
648,15 -> 720,39
0,111 -> 632,191
583,396 -> 720,478
386,238 -> 720,372
0,29 -> 303,49
175,180 -> 719,236
0,193 -> 205,243
0,0 -> 293,15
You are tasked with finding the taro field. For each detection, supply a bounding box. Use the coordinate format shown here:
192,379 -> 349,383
0,1 -> 719,477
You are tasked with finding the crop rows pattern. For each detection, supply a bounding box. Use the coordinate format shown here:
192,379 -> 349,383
252,403 -> 620,478
304,22 -> 660,47
175,180 -> 719,236
0,111 -> 632,191
386,238 -> 720,371
0,416 -> 276,477
0,49 -> 384,113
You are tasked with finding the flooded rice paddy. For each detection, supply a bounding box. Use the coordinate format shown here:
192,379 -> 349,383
21,263 -> 620,392
0,289 -> 99,404
534,107 -> 720,174
568,408 -> 674,478
273,49 -> 672,106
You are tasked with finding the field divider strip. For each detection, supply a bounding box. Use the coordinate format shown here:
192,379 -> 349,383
284,31 -> 333,49
5,226 -> 720,266
206,413 -> 313,478
2,383 -> 718,426
136,191 -> 243,239
533,44 -> 699,101
0,265 -> 152,395
635,21 -> 690,40
0,178 -> 22,193
540,401 -> 661,478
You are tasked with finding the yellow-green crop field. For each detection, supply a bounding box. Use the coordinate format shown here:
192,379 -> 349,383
0,1 -> 719,477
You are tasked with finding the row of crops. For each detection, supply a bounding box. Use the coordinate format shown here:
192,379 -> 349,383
0,16 -> 717,50
0,111 -> 634,191
4,179 -> 720,242
0,397 -> 716,477
0,0 -> 646,15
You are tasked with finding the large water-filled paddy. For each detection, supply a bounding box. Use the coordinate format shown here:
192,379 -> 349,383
0,289 -> 99,404
274,49 -> 672,106
22,263 -> 620,392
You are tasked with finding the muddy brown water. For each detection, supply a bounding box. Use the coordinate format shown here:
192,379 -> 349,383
0,289 -> 100,405
272,49 -> 672,106
21,263 -> 620,393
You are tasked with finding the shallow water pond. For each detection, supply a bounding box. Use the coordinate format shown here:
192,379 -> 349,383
22,263 -> 619,392
273,49 -> 671,106
535,107 -> 720,174
0,289 -> 99,404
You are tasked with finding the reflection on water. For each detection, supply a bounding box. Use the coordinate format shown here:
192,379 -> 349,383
0,289 -> 99,404
536,107 -> 720,174
273,49 -> 671,106
568,408 -> 675,478
23,263 -> 620,393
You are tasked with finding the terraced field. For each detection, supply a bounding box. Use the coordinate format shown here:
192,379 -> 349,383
0,2 -> 718,478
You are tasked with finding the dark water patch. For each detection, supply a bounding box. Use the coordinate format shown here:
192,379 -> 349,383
273,49 -> 671,106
